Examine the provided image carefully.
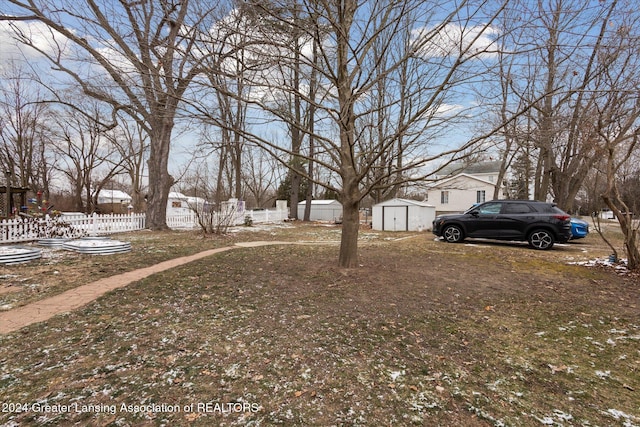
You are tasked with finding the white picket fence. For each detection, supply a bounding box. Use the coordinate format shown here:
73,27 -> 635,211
0,209 -> 288,244
166,209 -> 288,230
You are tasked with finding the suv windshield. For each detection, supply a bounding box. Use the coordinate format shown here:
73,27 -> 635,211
463,202 -> 501,215
463,204 -> 480,214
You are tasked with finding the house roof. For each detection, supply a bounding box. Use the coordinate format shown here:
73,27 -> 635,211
437,160 -> 501,176
429,173 -> 497,189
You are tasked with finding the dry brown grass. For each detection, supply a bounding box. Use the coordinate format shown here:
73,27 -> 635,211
0,222 -> 638,426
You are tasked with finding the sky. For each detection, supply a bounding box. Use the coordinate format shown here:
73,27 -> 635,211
0,0 -> 503,194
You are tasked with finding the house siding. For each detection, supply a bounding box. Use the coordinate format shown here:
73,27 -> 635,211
427,176 -> 499,214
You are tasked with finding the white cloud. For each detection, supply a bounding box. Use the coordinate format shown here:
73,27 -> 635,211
0,20 -> 73,66
411,23 -> 500,59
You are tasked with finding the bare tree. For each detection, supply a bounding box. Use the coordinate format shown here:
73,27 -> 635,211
0,63 -> 53,196
105,114 -> 149,212
489,0 -> 640,268
496,0 -> 639,212
594,47 -> 640,270
617,151 -> 640,216
242,144 -> 285,207
212,77 -> 248,202
1,0 -> 223,229
204,0 -> 509,267
191,5 -> 275,208
600,136 -> 640,270
50,101 -> 125,213
197,125 -> 237,206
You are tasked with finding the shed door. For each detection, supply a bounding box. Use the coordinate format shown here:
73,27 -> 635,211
382,206 -> 408,231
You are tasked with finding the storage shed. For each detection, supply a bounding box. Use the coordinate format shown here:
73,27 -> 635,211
96,189 -> 133,214
297,199 -> 343,222
167,192 -> 210,215
97,189 -> 132,205
372,198 -> 435,231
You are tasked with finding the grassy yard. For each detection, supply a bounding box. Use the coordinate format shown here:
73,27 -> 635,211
0,223 -> 638,426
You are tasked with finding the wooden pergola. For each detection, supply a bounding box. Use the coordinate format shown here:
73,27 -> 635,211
0,185 -> 30,219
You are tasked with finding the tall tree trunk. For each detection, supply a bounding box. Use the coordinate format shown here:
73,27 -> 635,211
533,153 -> 543,200
233,132 -> 243,200
303,36 -> 319,222
602,147 -> 640,270
233,92 -> 244,200
337,91 -> 360,266
339,189 -> 360,268
146,119 -> 174,230
335,0 -> 360,267
290,171 -> 301,219
602,194 -> 639,270
304,104 -> 316,222
337,130 -> 360,267
74,183 -> 84,212
304,140 -> 314,221
216,146 -> 227,207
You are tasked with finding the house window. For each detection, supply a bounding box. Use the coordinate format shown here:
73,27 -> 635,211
441,191 -> 449,204
476,190 -> 486,203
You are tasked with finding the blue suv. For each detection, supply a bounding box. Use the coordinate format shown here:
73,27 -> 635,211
432,200 -> 572,250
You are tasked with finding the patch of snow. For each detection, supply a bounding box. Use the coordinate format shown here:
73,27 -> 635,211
389,370 -> 404,381
553,409 -> 573,421
567,257 -> 630,275
607,408 -> 640,425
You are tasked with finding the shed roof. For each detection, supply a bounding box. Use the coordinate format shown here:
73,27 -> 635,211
374,198 -> 434,207
297,199 -> 341,206
98,189 -> 132,201
168,191 -> 188,200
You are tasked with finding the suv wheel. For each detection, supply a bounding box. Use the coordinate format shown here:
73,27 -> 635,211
443,225 -> 464,243
528,229 -> 554,250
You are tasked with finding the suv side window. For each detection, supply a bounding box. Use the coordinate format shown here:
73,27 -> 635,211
503,203 -> 533,214
539,204 -> 563,214
477,202 -> 502,215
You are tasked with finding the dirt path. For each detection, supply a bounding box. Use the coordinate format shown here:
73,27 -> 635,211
0,240 -> 342,335
0,246 -> 238,334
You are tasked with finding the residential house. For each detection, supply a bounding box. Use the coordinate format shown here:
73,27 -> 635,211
426,161 -> 504,214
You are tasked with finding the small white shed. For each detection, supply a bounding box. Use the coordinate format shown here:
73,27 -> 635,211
97,189 -> 132,205
167,192 -> 212,215
96,189 -> 133,213
297,199 -> 343,222
372,198 -> 435,231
